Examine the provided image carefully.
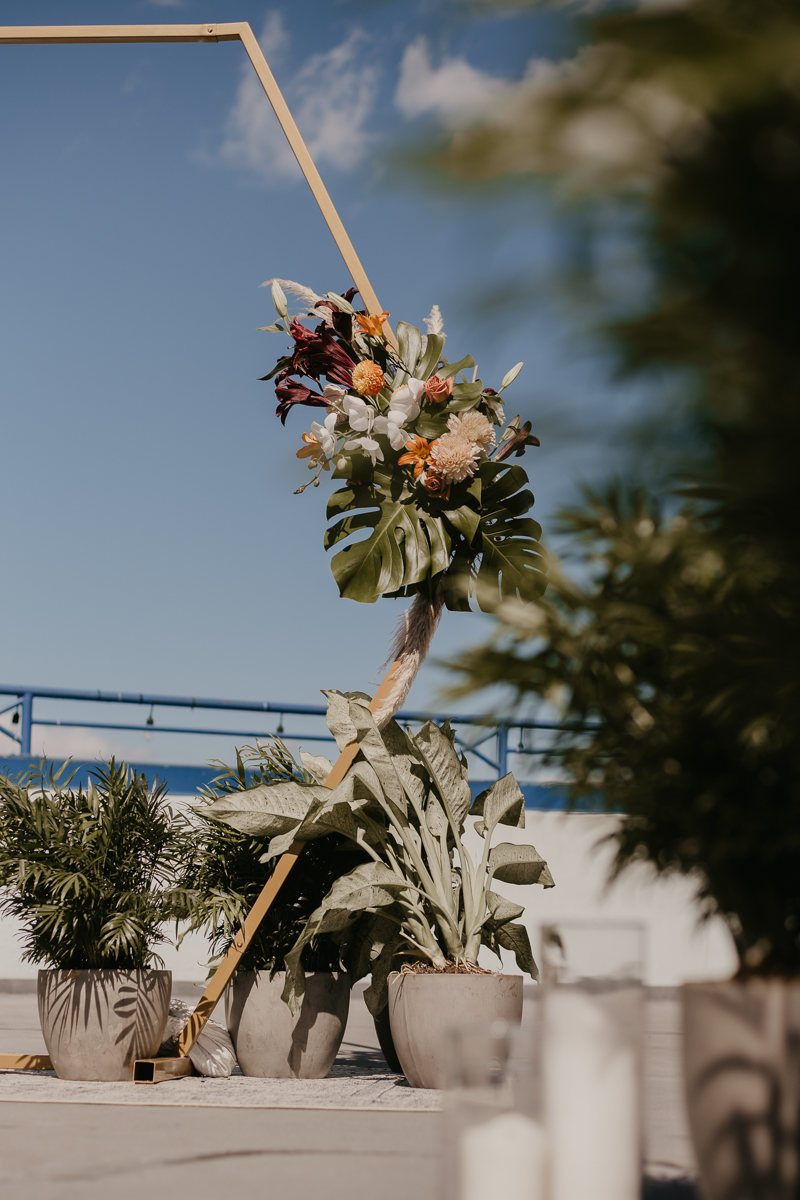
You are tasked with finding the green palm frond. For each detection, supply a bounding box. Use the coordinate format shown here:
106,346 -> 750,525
0,759 -> 193,970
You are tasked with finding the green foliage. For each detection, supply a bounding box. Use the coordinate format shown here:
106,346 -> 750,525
439,0 -> 800,975
449,489 -> 800,973
180,740 -> 368,975
204,694 -> 554,1015
325,455 -> 545,612
0,761 -> 192,970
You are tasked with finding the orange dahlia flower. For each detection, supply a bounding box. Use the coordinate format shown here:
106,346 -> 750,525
352,360 -> 386,397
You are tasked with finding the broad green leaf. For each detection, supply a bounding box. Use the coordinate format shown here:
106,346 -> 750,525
299,752 -> 333,783
325,483 -> 451,603
341,911 -> 398,985
412,721 -> 472,832
441,354 -> 474,380
397,322 -> 423,374
488,842 -> 555,887
363,930 -> 405,1016
323,689 -> 362,752
475,461 -> 547,609
348,701 -> 408,815
451,381 -> 483,402
417,331 -> 448,381
486,889 -> 525,925
379,720 -> 428,812
416,333 -> 445,381
317,861 -> 408,913
414,411 -> 453,439
443,504 -> 480,544
202,780 -> 326,839
256,322 -> 285,333
495,921 -> 538,979
471,774 -> 526,834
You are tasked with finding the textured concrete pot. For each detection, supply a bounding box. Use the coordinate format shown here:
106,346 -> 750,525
683,979 -> 800,1200
38,968 -> 171,1082
226,971 -> 350,1078
388,971 -> 523,1089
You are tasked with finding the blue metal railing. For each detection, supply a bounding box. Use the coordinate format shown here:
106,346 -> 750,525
0,684 -> 584,780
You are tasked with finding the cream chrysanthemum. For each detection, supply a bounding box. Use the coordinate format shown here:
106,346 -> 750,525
447,411 -> 495,451
430,432 -> 481,482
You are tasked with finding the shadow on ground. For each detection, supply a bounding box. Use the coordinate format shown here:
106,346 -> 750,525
644,1180 -> 696,1198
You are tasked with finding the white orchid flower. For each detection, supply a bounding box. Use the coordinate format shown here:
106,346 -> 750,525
356,437 -> 384,466
390,378 -> 425,421
309,412 -> 337,457
373,412 -> 409,451
342,394 -> 376,434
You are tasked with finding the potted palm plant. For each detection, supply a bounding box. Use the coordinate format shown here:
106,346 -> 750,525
182,740 -> 369,1079
203,690 -> 555,1089
0,761 -> 190,1082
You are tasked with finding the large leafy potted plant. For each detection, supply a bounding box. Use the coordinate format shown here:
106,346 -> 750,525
204,691 -> 555,1089
0,761 -> 190,1082
182,740 -> 368,1079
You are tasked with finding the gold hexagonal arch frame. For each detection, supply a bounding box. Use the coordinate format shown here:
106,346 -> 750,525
0,22 -> 405,1081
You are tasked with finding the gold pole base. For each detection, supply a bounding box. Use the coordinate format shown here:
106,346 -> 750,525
132,1056 -> 193,1084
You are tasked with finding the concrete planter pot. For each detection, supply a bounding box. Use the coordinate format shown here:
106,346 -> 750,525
387,971 -> 523,1089
683,979 -> 800,1200
226,970 -> 350,1078
38,968 -> 171,1081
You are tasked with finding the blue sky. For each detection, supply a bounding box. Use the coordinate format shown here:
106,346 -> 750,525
0,0 -> 654,771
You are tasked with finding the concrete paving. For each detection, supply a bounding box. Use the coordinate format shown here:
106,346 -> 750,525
0,985 -> 697,1199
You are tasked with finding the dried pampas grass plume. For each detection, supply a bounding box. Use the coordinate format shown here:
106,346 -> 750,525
372,587 -> 446,729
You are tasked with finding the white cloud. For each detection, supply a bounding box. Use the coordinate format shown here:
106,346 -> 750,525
395,37 -> 514,127
215,14 -> 378,183
148,0 -> 186,8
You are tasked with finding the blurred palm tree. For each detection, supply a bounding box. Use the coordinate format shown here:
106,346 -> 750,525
442,0 -> 800,974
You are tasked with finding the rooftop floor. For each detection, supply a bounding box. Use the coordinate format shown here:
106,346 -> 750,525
0,985 -> 696,1200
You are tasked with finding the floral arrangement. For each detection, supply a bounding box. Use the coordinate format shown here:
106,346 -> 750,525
260,281 -> 546,612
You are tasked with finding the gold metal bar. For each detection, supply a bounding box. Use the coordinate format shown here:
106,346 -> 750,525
0,1053 -> 52,1070
133,1056 -> 193,1084
0,24 -> 236,44
236,24 -> 393,336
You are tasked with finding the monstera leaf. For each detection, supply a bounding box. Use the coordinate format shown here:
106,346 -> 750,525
323,442 -> 545,608
474,461 -> 546,611
325,467 -> 452,604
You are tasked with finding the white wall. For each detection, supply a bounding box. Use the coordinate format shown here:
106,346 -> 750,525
466,811 -> 737,986
0,808 -> 737,986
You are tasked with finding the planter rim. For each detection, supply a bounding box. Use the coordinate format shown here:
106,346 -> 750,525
388,970 -> 519,982
233,969 -> 349,979
38,967 -> 170,976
